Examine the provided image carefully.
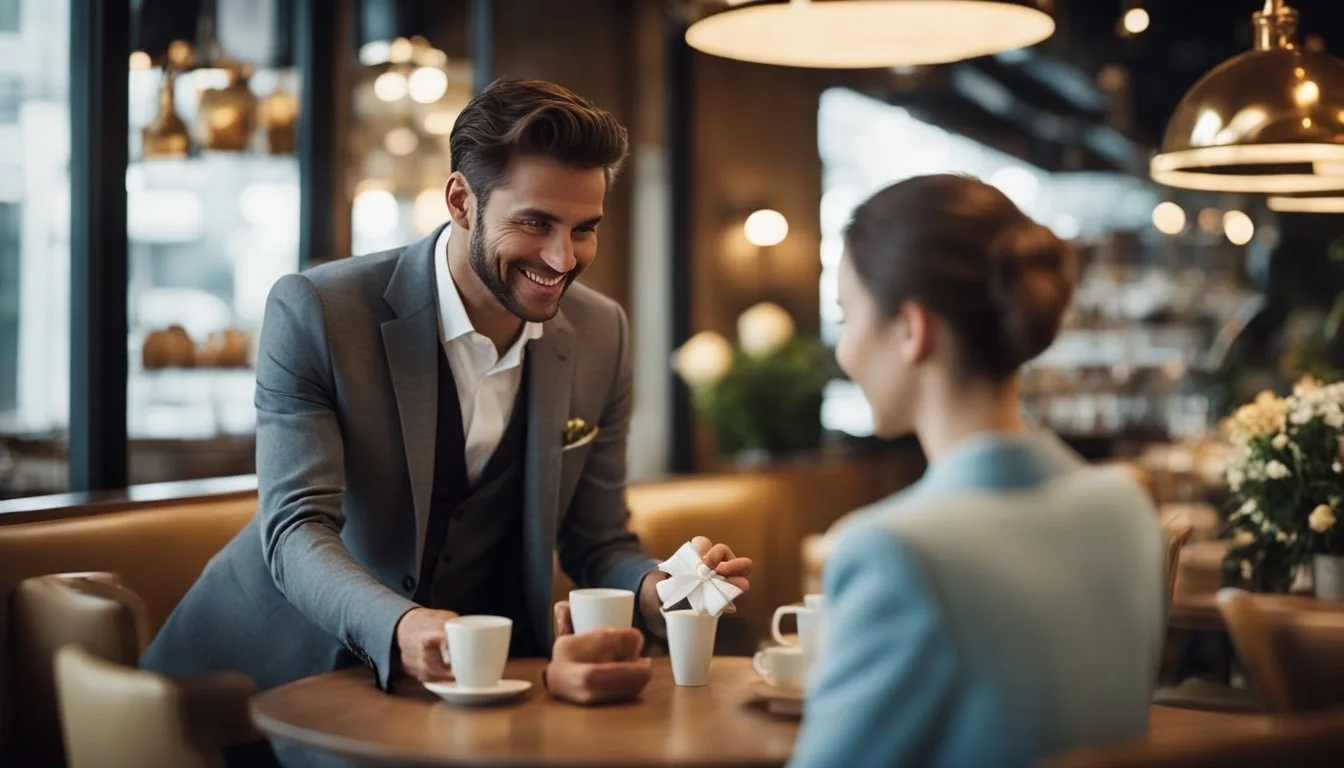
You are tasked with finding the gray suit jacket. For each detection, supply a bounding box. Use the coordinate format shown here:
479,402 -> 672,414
142,227 -> 658,691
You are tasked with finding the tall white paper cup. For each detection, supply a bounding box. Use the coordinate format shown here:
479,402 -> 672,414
664,609 -> 718,686
797,607 -> 827,675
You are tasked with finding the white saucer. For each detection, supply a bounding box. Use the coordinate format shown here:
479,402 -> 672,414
423,678 -> 533,706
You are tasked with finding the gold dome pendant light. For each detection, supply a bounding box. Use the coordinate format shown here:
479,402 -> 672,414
1150,0 -> 1344,193
1266,193 -> 1344,213
684,0 -> 1056,69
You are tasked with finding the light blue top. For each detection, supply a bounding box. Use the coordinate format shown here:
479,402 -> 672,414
788,432 -> 1165,768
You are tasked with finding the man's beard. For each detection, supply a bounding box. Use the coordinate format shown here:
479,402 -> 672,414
468,210 -> 576,323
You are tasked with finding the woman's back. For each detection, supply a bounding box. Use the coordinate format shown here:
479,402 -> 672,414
789,435 -> 1165,767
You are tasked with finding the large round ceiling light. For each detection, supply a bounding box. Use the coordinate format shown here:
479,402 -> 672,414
685,0 -> 1056,69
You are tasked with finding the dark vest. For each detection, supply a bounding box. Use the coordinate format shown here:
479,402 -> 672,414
412,348 -> 541,656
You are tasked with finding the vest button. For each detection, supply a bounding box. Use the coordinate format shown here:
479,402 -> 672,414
402,575 -> 416,592
452,507 -> 465,520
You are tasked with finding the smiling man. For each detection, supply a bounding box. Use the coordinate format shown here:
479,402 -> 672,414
141,79 -> 751,766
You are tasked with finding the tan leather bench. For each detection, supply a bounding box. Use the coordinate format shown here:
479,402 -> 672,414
1,494 -> 257,764
1,450 -> 921,763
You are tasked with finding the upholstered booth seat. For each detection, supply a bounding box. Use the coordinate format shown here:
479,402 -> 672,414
0,450 -> 921,764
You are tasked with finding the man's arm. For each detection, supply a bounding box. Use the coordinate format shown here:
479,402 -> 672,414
554,303 -> 660,614
253,274 -> 417,690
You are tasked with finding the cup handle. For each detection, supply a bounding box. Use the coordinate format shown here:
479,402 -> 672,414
772,606 -> 802,646
439,637 -> 451,668
752,650 -> 772,684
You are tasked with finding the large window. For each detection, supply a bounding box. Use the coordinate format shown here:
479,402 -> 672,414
0,0 -> 71,498
0,0 -> 19,33
817,87 -> 1250,440
0,0 -> 351,498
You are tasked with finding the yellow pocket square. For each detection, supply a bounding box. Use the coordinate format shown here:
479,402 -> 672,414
562,418 -> 599,450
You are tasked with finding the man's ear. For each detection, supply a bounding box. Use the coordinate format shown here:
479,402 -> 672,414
445,171 -> 475,230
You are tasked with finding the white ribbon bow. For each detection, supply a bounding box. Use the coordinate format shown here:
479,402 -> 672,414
655,541 -> 743,617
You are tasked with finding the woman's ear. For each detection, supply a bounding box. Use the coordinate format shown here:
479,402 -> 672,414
896,300 -> 933,365
445,172 -> 474,230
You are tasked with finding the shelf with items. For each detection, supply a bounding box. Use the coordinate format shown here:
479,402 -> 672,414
140,325 -> 253,371
1018,227 -> 1262,446
131,0 -> 299,164
129,324 -> 257,442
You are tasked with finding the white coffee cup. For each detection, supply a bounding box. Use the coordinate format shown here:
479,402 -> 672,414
771,594 -> 825,646
568,588 -> 635,634
439,615 -> 512,689
752,645 -> 805,689
664,609 -> 719,687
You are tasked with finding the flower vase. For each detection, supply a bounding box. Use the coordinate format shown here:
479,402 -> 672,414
1314,554 -> 1344,601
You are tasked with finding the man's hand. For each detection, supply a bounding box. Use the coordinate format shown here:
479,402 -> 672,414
638,535 -> 754,621
395,607 -> 458,683
545,601 -> 652,705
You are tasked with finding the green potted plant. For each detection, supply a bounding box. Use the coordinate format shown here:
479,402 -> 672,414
1220,376 -> 1344,598
673,302 -> 830,465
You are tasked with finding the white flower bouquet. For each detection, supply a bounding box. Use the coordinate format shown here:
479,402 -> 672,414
672,302 -> 830,459
1220,376 -> 1344,592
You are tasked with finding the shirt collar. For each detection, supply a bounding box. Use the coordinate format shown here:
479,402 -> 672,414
915,430 -> 1082,498
433,223 -> 544,353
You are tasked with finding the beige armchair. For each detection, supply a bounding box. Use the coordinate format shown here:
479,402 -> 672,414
9,572 -> 149,765
55,644 -> 258,768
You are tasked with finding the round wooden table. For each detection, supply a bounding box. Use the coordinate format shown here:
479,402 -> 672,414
251,657 -> 799,767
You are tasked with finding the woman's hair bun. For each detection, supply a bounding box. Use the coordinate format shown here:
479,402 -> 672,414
985,220 -> 1078,370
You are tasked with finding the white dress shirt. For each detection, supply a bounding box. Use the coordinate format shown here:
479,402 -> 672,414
433,225 -> 544,485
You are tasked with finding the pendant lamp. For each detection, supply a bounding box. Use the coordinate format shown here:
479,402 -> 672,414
1266,194 -> 1344,213
1150,0 -> 1344,193
684,0 -> 1056,69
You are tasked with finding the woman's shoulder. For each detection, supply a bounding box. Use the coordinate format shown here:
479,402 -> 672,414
850,462 -> 1158,554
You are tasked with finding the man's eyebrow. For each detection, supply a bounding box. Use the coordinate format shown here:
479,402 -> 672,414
509,208 -> 603,228
508,207 -> 562,223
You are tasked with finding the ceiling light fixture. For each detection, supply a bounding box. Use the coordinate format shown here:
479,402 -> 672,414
1150,0 -> 1344,193
684,0 -> 1056,69
1266,194 -> 1344,213
1121,5 -> 1149,36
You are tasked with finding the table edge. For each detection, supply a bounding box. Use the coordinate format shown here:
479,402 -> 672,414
248,660 -> 793,768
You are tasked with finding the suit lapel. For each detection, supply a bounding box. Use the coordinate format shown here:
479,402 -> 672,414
524,309 -> 574,649
381,228 -> 442,574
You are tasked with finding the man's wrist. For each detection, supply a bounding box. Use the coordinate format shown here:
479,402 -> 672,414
636,569 -> 669,640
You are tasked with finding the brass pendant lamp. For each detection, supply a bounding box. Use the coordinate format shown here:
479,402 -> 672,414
1266,193 -> 1344,213
1150,0 -> 1344,193
684,0 -> 1056,69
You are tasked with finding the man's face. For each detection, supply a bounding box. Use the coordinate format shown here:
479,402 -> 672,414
469,155 -> 606,323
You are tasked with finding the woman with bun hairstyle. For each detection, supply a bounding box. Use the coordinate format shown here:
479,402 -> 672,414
788,175 -> 1164,768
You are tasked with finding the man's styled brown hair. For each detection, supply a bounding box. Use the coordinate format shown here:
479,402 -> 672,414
449,78 -> 629,206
